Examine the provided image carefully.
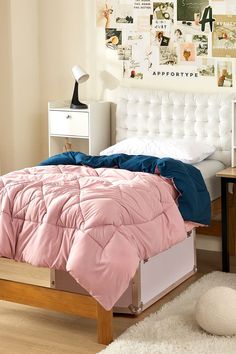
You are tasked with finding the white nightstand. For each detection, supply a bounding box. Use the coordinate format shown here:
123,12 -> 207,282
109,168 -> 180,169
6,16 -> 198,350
48,100 -> 110,156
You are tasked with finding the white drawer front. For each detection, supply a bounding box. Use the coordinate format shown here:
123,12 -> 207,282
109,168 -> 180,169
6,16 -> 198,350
49,111 -> 89,137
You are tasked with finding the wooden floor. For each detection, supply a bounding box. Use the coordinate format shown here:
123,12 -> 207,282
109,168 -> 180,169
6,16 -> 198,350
0,251 -> 235,354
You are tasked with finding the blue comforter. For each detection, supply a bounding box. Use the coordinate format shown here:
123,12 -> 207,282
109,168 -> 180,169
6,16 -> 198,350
39,152 -> 211,225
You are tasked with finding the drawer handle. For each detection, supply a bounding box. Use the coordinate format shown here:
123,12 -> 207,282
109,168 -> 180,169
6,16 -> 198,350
66,115 -> 72,119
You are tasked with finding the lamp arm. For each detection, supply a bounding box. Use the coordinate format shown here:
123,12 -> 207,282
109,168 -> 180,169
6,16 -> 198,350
71,81 -> 79,106
70,81 -> 88,109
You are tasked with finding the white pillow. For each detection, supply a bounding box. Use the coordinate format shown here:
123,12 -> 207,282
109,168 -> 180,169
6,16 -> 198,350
100,137 -> 216,164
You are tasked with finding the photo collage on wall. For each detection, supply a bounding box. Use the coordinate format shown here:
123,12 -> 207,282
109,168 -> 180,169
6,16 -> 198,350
96,0 -> 236,87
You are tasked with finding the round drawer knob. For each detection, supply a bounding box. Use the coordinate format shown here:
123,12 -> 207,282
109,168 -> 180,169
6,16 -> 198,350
66,115 -> 72,119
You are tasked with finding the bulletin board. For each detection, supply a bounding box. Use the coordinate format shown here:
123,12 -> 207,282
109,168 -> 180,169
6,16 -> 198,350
96,0 -> 236,88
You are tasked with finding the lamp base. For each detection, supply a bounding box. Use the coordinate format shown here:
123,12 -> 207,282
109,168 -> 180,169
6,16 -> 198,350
70,81 -> 88,109
70,102 -> 88,110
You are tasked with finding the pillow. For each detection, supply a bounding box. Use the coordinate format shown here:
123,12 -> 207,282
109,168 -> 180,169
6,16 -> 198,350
100,137 -> 216,164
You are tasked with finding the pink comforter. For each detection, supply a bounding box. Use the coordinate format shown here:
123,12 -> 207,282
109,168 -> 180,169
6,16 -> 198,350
0,165 -> 187,310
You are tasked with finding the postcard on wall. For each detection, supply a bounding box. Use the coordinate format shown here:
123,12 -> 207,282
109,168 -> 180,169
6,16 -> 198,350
197,58 -> 215,77
124,30 -> 151,71
105,28 -> 122,49
127,32 -> 150,58
177,0 -> 209,22
97,1 -> 116,28
159,47 -> 178,65
212,16 -> 236,57
192,34 -> 208,56
97,0 -> 134,28
153,2 -> 174,22
116,3 -> 134,25
151,28 -> 171,47
171,27 -> 185,45
123,59 -> 144,79
117,45 -> 132,60
179,42 -> 196,64
217,60 -> 233,87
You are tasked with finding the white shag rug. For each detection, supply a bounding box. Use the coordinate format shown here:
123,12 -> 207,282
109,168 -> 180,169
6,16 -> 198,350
99,272 -> 236,354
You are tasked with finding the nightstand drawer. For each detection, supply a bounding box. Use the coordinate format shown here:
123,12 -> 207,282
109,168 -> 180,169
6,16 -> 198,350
49,111 -> 89,137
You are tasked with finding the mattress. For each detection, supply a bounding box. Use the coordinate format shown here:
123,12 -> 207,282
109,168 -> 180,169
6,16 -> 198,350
194,159 -> 225,201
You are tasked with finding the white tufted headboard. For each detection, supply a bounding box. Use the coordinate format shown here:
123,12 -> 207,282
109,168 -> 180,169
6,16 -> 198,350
116,87 -> 234,166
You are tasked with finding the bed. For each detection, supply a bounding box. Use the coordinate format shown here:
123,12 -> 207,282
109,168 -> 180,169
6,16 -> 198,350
0,87 -> 233,345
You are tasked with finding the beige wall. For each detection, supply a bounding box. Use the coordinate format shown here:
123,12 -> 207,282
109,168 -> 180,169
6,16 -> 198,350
0,0 -> 12,171
10,0 -> 41,171
39,0 -> 90,159
0,0 -> 41,174
0,0 -> 13,174
0,0 -> 236,172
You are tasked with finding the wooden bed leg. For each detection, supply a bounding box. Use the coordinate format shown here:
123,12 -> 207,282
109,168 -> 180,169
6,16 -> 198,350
96,302 -> 113,345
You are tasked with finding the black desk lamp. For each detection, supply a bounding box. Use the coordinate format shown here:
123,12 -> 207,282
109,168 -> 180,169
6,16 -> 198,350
70,65 -> 89,109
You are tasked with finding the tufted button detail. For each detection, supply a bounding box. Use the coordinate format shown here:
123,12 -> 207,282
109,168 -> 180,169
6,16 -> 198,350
116,88 -> 234,166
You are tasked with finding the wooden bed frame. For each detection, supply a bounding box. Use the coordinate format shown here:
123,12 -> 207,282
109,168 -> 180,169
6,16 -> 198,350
0,88 -> 234,345
0,278 -> 113,345
1,195 -> 233,347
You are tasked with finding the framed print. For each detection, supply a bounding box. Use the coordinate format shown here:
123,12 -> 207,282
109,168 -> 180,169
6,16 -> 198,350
212,15 -> 236,58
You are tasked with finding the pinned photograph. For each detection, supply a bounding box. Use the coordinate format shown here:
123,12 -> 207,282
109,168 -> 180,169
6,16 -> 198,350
173,28 -> 184,44
159,47 -> 178,65
151,30 -> 164,46
177,0 -> 209,22
105,28 -> 122,49
116,3 -> 133,24
153,2 -> 174,22
180,43 -> 196,63
151,30 -> 170,46
161,36 -> 170,46
97,1 -> 116,28
192,34 -> 208,56
123,60 -> 144,79
212,16 -> 236,58
197,58 -> 215,77
125,31 -> 150,73
97,1 -> 133,28
217,61 -> 233,87
117,45 -> 132,60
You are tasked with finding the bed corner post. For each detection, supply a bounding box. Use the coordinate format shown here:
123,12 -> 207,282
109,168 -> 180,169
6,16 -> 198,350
96,302 -> 113,345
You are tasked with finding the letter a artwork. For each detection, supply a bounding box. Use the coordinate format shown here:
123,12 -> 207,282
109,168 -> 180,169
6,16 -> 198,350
199,6 -> 215,32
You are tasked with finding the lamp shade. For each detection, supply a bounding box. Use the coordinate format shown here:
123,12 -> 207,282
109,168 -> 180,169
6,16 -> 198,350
72,65 -> 89,83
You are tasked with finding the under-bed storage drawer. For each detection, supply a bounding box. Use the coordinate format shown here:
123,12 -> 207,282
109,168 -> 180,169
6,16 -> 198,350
51,231 -> 196,314
140,233 -> 196,306
49,110 -> 89,137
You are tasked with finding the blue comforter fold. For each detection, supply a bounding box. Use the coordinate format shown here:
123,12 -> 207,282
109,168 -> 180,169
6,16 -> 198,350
39,152 -> 211,225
